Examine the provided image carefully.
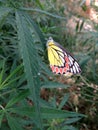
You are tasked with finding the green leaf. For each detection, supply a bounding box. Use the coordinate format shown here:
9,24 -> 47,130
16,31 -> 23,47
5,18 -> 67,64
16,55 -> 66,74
35,0 -> 44,9
38,56 -> 52,77
6,113 -> 23,130
0,64 -> 22,90
62,125 -> 78,130
0,7 -> 12,28
80,20 -> 84,31
41,81 -> 70,88
80,56 -> 90,68
0,111 -> 4,127
0,60 -> 5,85
64,117 -> 82,124
23,13 -> 45,50
50,96 -> 57,108
16,11 -> 43,129
39,98 -> 54,108
58,93 -> 70,110
21,7 -> 66,20
0,7 -> 11,19
12,106 -> 85,119
0,76 -> 21,89
6,89 -> 30,108
41,108 -> 85,119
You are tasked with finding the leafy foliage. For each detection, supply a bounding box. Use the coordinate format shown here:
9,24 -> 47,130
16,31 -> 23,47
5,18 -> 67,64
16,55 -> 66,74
0,0 -> 98,130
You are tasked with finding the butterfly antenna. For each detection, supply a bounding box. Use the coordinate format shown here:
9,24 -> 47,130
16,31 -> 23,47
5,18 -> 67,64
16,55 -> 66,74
49,37 -> 53,41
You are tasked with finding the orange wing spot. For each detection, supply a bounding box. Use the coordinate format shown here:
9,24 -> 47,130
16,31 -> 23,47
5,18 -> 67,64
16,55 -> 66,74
65,56 -> 69,63
50,65 -> 55,72
66,63 -> 69,69
64,56 -> 70,72
59,68 -> 63,74
63,67 -> 67,73
55,67 -> 59,74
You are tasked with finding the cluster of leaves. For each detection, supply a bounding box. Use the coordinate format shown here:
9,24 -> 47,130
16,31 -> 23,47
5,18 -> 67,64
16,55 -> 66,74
0,0 -> 98,130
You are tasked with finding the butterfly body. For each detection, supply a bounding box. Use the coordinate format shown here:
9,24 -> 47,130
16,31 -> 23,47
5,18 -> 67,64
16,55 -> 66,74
47,37 -> 81,75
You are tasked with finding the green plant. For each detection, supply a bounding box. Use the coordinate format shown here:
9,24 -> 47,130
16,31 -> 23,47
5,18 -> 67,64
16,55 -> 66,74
0,0 -> 87,130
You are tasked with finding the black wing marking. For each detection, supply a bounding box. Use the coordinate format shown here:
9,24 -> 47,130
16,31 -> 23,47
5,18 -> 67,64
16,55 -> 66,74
68,54 -> 81,74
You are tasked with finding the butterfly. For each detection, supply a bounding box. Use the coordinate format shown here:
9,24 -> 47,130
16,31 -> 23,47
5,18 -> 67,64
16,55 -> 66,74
47,37 -> 81,76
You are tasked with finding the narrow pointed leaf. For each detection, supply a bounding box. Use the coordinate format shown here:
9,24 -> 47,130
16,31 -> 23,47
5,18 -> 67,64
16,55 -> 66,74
0,7 -> 12,28
41,81 -> 70,88
12,106 -> 85,119
0,111 -> 4,127
6,89 -> 30,108
6,113 -> 23,130
58,93 -> 70,109
16,11 -> 43,129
